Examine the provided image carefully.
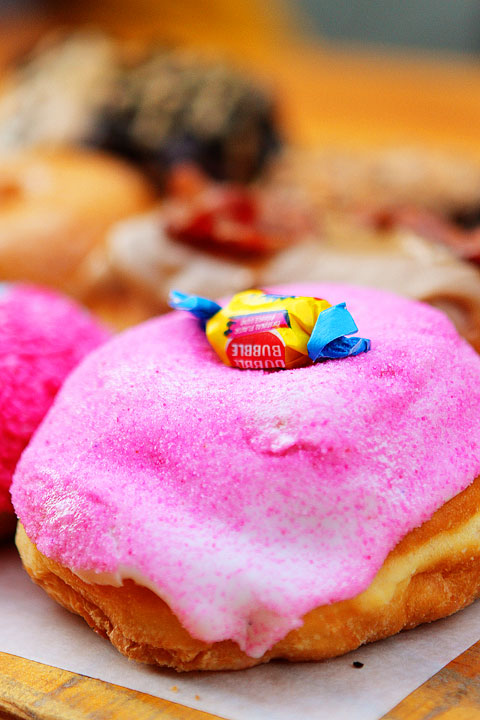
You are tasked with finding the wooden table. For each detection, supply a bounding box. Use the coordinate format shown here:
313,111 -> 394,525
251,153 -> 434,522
2,7 -> 480,718
2,640 -> 480,720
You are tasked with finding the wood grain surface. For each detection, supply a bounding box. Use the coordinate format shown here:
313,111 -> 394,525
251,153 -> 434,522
383,638 -> 480,719
0,652 -> 225,720
2,4 -> 480,719
3,640 -> 480,720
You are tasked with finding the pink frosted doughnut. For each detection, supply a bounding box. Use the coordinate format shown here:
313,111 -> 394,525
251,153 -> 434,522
12,283 -> 480,670
0,283 -> 109,533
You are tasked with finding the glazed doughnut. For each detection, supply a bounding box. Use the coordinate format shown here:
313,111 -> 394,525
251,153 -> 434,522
0,283 -> 109,539
0,147 -> 155,303
12,284 -> 480,670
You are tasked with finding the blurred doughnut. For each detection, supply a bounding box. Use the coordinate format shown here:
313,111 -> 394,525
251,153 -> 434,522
0,283 -> 109,539
0,147 -> 155,306
0,30 -> 279,183
104,169 -> 480,350
270,146 -> 480,215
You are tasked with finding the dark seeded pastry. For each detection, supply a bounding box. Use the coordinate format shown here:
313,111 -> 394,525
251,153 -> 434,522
95,47 -> 280,183
0,31 -> 279,183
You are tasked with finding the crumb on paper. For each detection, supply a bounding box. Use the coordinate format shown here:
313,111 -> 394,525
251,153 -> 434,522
353,661 -> 364,668
195,694 -> 201,700
170,685 -> 179,692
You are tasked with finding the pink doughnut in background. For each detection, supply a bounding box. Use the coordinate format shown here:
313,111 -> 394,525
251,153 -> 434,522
0,283 -> 109,529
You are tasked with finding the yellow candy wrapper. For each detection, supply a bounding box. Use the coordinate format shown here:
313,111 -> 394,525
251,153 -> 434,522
169,289 -> 370,370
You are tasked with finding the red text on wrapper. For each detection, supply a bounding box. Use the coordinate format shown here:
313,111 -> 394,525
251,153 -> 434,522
225,331 -> 286,369
227,311 -> 290,338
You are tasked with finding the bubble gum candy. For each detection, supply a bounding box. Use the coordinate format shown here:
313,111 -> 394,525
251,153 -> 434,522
169,289 -> 370,370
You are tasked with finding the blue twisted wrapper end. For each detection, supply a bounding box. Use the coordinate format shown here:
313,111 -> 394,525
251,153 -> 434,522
307,303 -> 371,361
168,290 -> 221,327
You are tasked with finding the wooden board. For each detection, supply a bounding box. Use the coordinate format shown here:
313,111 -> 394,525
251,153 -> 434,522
3,639 -> 480,720
384,638 -> 480,719
0,652 -> 225,720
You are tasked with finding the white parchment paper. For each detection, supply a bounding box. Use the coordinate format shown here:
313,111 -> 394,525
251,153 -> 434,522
1,543 -> 478,720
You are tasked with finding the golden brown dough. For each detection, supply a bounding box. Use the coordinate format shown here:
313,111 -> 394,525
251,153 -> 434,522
15,475 -> 480,671
0,147 -> 155,306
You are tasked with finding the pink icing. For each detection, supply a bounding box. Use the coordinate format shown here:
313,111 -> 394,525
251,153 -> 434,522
1,284 -> 109,514
12,283 -> 480,657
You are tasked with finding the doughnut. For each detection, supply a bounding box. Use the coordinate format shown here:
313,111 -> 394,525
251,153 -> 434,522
12,284 -> 480,670
0,283 -> 109,539
360,204 -> 480,267
106,200 -> 480,352
262,214 -> 480,354
0,31 -> 120,151
0,147 -> 155,303
0,30 -> 279,183
105,167 -> 314,315
264,149 -> 480,345
270,147 -> 480,215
